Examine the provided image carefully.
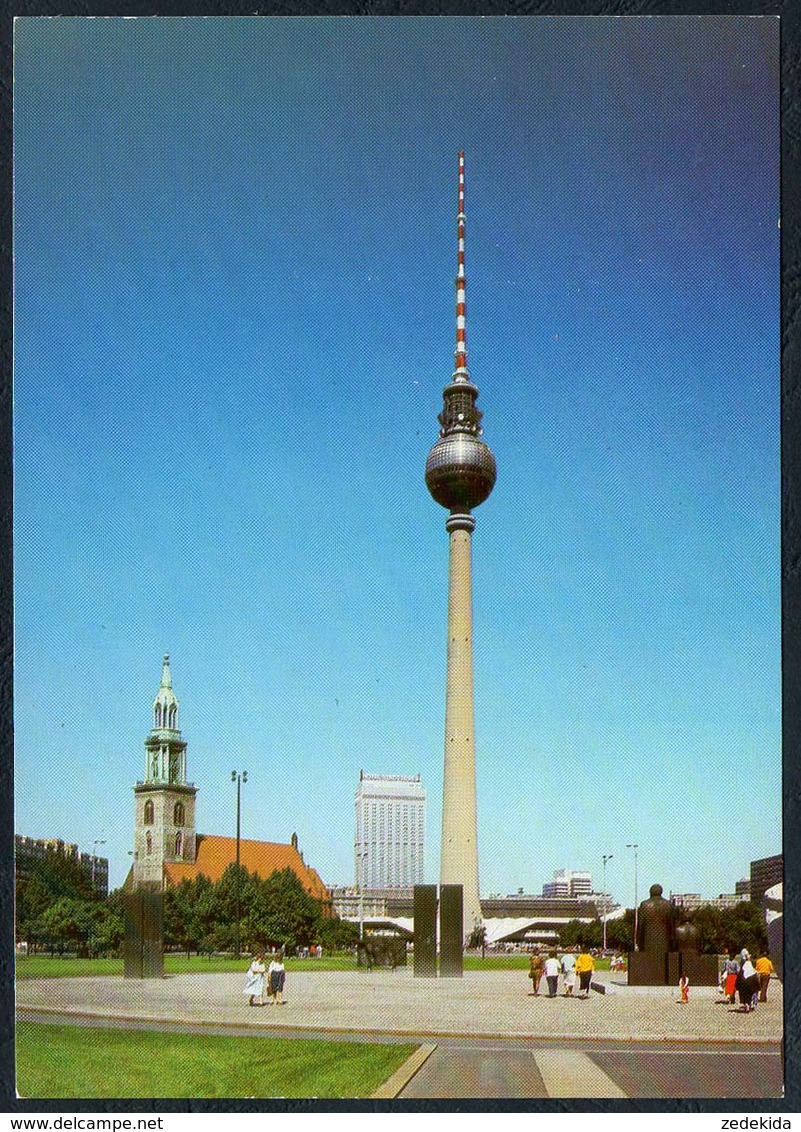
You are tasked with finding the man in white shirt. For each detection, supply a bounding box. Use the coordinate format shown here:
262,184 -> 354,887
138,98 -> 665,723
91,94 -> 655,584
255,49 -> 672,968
544,952 -> 561,997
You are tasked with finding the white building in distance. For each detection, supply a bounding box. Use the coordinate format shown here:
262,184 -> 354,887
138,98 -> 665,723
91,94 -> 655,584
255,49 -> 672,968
354,772 -> 426,889
542,869 -> 593,898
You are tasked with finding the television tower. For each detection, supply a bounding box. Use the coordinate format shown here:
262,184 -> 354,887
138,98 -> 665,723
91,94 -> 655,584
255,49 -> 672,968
425,151 -> 496,936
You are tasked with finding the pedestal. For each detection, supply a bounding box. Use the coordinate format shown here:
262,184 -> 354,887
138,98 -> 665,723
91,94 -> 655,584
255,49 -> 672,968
628,950 -> 718,986
679,952 -> 719,985
413,885 -> 438,978
439,883 -> 464,978
123,890 -> 164,979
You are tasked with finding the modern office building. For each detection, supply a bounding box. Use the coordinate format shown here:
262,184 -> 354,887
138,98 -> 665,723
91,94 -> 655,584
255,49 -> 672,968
354,772 -> 426,889
750,854 -> 782,906
670,891 -> 750,912
542,869 -> 593,899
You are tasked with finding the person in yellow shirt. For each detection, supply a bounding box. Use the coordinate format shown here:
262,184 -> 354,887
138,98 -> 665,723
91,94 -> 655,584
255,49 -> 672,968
575,945 -> 595,998
755,954 -> 775,1002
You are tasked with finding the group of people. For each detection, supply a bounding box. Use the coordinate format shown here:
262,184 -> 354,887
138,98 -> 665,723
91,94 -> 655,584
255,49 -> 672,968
243,950 -> 287,1007
528,947 -> 595,999
720,949 -> 774,1013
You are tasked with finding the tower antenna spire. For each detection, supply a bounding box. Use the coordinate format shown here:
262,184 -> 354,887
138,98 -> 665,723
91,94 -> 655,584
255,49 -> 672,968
454,150 -> 468,381
425,151 -> 497,947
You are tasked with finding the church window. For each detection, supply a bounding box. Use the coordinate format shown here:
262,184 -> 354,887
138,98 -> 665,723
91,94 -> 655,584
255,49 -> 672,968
169,705 -> 177,728
146,831 -> 152,855
144,800 -> 154,825
175,831 -> 183,856
151,756 -> 158,779
155,703 -> 162,728
174,801 -> 185,826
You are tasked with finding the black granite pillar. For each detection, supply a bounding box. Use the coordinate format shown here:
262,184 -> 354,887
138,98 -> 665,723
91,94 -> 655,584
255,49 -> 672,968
413,885 -> 438,978
123,890 -> 164,979
439,883 -> 464,978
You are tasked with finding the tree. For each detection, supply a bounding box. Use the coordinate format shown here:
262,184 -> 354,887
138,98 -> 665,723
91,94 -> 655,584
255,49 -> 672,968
559,919 -> 602,949
250,868 -> 323,952
317,915 -> 359,952
34,897 -> 93,955
685,900 -> 767,957
88,902 -> 125,956
605,909 -> 635,953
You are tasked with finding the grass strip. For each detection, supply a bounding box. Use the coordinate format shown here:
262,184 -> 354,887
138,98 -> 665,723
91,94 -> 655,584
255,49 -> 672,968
16,953 -> 614,978
16,1021 -> 417,1099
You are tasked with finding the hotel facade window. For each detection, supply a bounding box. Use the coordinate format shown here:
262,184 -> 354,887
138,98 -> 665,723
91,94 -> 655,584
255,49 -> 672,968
354,772 -> 426,889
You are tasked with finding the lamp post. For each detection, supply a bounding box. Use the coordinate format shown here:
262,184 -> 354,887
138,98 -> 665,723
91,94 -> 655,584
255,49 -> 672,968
602,853 -> 613,953
626,842 -> 639,949
91,840 -> 106,893
231,770 -> 248,958
357,850 -> 368,942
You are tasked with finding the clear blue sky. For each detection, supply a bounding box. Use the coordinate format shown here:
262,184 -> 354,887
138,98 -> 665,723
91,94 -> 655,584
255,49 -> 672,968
14,16 -> 780,903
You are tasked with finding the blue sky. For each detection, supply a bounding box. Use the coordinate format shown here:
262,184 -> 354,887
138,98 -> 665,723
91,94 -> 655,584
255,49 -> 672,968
14,16 -> 780,903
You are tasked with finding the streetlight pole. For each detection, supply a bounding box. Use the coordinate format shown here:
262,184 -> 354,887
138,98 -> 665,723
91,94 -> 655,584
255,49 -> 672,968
602,853 -> 613,952
357,850 -> 367,942
626,842 -> 639,949
231,770 -> 248,958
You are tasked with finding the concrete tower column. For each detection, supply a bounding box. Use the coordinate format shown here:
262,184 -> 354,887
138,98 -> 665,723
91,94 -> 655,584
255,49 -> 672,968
441,512 -> 482,934
425,153 -> 496,946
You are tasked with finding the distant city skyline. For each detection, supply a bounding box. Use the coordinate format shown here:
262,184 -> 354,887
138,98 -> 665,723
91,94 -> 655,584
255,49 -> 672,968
14,16 -> 780,901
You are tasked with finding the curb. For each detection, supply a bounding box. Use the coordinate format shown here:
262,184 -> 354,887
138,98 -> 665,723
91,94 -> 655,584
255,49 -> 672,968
16,1006 -> 783,1047
371,1044 -> 437,1099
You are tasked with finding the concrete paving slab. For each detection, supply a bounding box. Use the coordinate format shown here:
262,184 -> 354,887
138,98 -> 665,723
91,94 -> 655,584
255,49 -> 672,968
535,1050 -> 627,1098
16,967 -> 783,1045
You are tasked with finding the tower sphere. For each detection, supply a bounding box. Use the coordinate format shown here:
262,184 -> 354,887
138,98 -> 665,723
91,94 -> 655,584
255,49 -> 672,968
425,431 -> 497,512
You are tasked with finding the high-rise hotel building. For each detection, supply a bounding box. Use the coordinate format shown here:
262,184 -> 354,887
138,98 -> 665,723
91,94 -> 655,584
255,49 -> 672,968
354,772 -> 426,889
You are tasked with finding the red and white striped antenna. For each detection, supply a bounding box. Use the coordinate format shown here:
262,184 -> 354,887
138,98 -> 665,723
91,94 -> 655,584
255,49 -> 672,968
454,150 -> 469,381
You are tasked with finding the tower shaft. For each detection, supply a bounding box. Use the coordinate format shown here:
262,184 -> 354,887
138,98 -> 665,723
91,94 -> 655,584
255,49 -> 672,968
425,152 -> 495,943
440,517 -> 482,933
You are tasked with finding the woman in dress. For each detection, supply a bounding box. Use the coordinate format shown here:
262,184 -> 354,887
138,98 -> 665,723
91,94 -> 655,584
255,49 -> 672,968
528,950 -> 544,996
738,950 -> 760,1012
243,952 -> 265,1007
268,951 -> 286,1005
721,951 -> 740,1004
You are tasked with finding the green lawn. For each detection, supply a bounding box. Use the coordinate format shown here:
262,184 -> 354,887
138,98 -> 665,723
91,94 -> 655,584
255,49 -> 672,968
16,952 -> 614,978
16,1021 -> 417,1099
15,953 -> 358,979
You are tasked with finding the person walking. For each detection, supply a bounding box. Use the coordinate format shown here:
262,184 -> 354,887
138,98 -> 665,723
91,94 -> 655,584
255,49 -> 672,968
243,952 -> 266,1007
268,951 -> 286,1005
544,951 -> 560,997
755,954 -> 774,1002
575,945 -> 594,998
737,950 -> 759,1012
560,950 -> 576,996
528,949 -> 545,996
721,951 -> 740,1004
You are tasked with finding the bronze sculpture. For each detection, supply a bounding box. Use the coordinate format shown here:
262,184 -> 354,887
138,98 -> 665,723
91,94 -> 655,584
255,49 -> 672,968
636,883 -> 677,953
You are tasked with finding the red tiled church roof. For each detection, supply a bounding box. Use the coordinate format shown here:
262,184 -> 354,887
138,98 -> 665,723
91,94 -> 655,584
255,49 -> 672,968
163,834 -> 332,907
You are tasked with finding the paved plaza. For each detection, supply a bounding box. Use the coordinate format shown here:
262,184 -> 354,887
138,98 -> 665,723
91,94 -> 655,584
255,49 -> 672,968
17,966 -> 784,1099
17,966 -> 783,1044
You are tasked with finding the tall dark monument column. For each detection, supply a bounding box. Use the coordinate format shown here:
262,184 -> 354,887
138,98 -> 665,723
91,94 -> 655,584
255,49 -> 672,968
425,152 -> 496,941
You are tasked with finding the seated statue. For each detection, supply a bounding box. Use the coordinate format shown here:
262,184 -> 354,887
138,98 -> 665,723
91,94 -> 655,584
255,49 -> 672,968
636,883 -> 676,953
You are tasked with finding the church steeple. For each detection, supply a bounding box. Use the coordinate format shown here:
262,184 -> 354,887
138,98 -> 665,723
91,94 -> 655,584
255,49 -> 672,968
133,654 -> 197,888
153,653 -> 179,733
145,653 -> 186,785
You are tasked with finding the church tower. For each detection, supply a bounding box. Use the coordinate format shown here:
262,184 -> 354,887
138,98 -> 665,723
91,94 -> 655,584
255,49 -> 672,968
133,654 -> 198,888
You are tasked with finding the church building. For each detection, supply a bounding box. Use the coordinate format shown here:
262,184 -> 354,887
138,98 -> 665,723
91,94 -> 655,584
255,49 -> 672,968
130,655 -> 331,912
